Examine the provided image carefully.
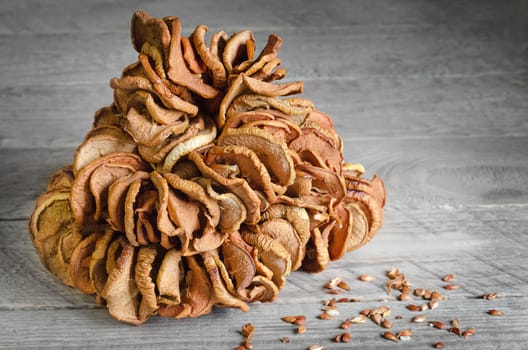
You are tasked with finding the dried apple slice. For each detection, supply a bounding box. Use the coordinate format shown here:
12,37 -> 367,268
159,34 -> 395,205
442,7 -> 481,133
89,228 -> 116,296
46,166 -> 74,192
188,151 -> 261,224
131,10 -> 170,57
138,114 -> 206,165
135,246 -> 159,320
302,225 -> 332,273
191,25 -> 227,88
72,126 -> 137,175
102,237 -> 143,325
241,230 -> 291,289
107,171 -> 150,232
217,74 -> 303,128
164,16 -> 220,99
160,116 -> 217,172
344,201 -> 370,252
124,107 -> 189,147
202,251 -> 249,311
218,127 -> 295,187
29,11 -> 387,325
71,153 -> 149,226
69,232 -> 101,294
222,30 -> 255,73
205,145 -> 277,200
29,190 -> 81,287
157,248 -> 183,305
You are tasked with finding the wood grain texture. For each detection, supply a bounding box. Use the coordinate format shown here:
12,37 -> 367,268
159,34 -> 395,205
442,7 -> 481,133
1,207 -> 527,348
2,73 -> 528,148
1,0 -> 527,348
2,136 -> 526,219
2,0 -> 526,35
2,22 -> 526,86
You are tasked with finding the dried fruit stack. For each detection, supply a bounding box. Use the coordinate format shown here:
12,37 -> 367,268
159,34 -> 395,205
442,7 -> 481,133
29,10 -> 386,324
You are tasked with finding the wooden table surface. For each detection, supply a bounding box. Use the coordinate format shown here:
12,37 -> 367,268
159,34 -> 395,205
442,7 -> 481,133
1,1 -> 527,349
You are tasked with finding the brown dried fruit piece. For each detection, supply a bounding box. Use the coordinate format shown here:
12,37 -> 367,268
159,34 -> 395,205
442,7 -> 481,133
29,171 -> 81,287
29,10 -> 385,324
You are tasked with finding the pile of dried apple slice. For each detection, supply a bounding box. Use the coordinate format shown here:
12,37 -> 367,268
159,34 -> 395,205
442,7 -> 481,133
29,10 -> 385,324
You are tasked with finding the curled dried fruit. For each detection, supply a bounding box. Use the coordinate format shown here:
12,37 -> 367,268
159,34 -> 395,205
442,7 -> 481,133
28,10 -> 386,325
434,342 -> 445,349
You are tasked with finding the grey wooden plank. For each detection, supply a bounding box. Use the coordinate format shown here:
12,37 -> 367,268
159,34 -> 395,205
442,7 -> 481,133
0,206 -> 527,348
0,117 -> 93,149
309,76 -> 528,139
0,148 -> 71,219
1,0 -> 526,35
1,135 -> 527,219
0,0 -> 289,35
1,298 -> 527,349
1,19 -> 526,87
0,219 -> 101,310
2,207 -> 527,308
345,136 -> 528,210
1,0 -> 526,348
0,83 -> 112,121
2,71 -> 528,148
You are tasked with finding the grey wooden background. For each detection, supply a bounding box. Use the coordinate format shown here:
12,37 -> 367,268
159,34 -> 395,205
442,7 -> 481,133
1,0 -> 527,349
